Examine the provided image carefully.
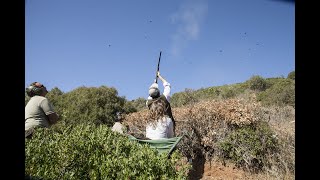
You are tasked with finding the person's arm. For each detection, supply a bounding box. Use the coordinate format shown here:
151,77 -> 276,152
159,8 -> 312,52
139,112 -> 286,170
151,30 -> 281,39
158,72 -> 171,102
157,71 -> 166,83
40,98 -> 59,125
47,113 -> 59,125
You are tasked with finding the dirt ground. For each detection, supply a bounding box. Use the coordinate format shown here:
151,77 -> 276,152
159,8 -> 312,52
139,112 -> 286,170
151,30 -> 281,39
188,160 -> 285,180
196,162 -> 253,180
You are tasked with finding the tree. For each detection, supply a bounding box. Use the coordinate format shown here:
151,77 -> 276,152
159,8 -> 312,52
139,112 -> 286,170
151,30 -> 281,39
57,86 -> 126,126
246,75 -> 267,91
46,87 -> 64,105
287,70 -> 295,80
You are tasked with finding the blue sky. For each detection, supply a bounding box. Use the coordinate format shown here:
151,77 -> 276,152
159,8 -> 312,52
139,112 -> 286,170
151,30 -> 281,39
25,0 -> 295,100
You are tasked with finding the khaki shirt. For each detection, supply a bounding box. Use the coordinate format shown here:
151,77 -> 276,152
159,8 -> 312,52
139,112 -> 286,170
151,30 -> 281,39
25,96 -> 55,131
112,122 -> 126,134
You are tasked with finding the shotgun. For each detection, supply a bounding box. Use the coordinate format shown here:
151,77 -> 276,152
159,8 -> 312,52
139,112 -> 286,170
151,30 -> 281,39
155,51 -> 162,83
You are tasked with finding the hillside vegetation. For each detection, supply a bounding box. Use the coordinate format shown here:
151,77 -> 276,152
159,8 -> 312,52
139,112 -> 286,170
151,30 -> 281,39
25,71 -> 295,179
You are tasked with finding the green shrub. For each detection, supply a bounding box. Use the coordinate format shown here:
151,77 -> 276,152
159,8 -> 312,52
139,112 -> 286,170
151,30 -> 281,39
56,86 -> 128,126
128,97 -> 148,111
171,88 -> 198,107
170,84 -> 247,107
257,79 -> 295,107
287,70 -> 295,80
246,75 -> 267,91
46,87 -> 64,105
122,98 -> 138,114
219,86 -> 237,99
196,87 -> 221,100
264,77 -> 280,89
217,122 -> 279,172
25,123 -> 189,179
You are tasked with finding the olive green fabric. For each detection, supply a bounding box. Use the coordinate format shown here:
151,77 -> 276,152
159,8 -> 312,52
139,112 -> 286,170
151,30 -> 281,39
128,135 -> 183,157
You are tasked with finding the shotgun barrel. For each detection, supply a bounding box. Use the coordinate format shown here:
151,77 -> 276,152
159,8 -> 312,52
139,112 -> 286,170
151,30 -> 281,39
155,51 -> 162,83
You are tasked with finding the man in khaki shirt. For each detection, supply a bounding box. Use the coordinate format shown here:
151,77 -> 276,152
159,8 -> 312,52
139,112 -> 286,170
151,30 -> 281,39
25,82 -> 59,138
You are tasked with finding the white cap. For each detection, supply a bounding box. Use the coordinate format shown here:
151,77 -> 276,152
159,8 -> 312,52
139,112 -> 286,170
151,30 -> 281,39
148,83 -> 160,98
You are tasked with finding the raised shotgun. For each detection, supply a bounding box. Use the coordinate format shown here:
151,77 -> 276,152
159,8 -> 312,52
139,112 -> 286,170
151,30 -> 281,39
155,51 -> 162,83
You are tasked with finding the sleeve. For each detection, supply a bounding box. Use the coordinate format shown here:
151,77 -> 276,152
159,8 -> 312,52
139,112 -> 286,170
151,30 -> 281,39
162,81 -> 171,102
40,98 -> 55,115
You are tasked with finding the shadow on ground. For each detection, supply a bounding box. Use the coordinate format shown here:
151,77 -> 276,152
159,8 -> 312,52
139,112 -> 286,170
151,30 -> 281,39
188,154 -> 205,180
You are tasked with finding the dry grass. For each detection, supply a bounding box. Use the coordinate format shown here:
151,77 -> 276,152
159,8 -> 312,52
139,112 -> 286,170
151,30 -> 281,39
255,105 -> 295,179
122,97 -> 295,179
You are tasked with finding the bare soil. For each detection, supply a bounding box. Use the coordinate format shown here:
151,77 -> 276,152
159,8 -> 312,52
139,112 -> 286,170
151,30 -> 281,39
194,161 -> 254,180
189,159 -> 276,180
190,161 -> 294,180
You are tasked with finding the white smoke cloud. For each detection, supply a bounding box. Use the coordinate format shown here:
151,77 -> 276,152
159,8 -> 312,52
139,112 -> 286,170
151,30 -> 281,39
170,0 -> 208,57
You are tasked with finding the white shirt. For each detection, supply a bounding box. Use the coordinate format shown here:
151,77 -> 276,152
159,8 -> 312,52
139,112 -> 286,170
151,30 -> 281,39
146,117 -> 174,140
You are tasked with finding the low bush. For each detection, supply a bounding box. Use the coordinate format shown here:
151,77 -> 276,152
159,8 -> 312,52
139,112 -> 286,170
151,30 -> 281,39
257,79 -> 295,107
25,123 -> 189,179
55,86 -> 129,126
246,75 -> 267,91
217,122 -> 279,172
